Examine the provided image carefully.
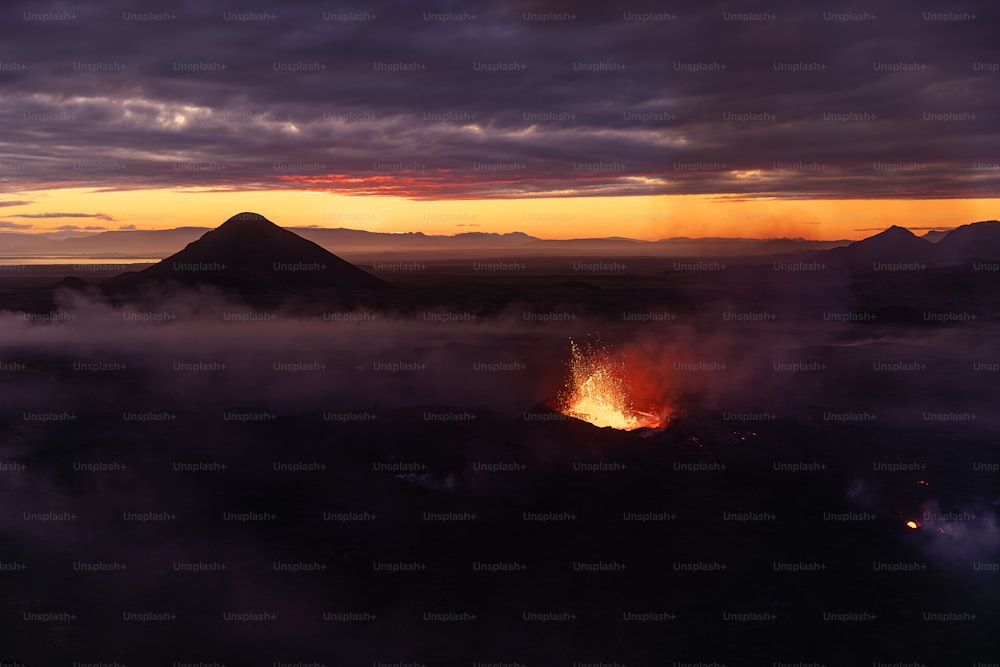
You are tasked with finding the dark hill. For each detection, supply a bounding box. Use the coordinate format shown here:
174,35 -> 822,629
818,225 -> 933,268
103,212 -> 389,294
52,276 -> 89,291
933,220 -> 1000,263
920,230 -> 951,243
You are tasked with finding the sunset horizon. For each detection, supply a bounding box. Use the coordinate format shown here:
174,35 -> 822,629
3,3 -> 997,242
2,190 -> 998,241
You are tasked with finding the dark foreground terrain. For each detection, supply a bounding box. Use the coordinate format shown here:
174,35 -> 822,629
0,254 -> 998,665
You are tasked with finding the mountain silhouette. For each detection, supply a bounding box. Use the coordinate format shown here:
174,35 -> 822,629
933,220 -> 1000,263
103,212 -> 388,294
920,229 -> 950,243
53,276 -> 90,291
818,225 -> 933,267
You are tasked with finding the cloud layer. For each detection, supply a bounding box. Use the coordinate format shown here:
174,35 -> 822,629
0,0 -> 998,199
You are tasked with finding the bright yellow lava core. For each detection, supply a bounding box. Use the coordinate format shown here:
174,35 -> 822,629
558,339 -> 662,431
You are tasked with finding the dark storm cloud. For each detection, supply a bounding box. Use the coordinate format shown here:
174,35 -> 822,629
0,0 -> 998,198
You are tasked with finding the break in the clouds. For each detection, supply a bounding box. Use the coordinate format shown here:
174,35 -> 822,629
0,0 -> 998,199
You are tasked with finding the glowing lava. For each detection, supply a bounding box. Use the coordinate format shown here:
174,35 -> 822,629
555,338 -> 663,431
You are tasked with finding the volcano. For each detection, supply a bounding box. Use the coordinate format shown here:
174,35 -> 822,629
103,212 -> 388,294
819,225 -> 933,268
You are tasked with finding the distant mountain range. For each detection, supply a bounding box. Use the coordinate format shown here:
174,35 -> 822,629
2,219 -> 998,263
0,225 -> 852,259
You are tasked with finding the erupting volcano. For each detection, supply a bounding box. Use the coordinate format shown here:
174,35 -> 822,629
553,337 -> 663,431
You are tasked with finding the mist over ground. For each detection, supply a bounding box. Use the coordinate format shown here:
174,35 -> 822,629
1,279 -> 997,662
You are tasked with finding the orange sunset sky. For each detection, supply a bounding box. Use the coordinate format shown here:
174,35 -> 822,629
4,189 -> 998,241
2,3 -> 997,242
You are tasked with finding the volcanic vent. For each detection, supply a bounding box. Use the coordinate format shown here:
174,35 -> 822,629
550,336 -> 665,431
104,212 -> 388,294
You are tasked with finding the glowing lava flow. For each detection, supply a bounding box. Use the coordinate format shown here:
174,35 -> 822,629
556,338 -> 662,431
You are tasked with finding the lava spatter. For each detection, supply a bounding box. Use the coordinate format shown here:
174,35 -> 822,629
554,337 -> 663,431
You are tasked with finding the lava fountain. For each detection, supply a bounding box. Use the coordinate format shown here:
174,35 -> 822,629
553,337 -> 664,431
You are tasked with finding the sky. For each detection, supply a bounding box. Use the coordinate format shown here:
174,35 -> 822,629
0,0 -> 998,240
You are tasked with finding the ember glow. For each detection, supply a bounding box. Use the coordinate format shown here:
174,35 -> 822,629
555,338 -> 663,431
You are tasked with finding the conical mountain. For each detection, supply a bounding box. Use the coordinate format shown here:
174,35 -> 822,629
819,225 -> 933,267
104,212 -> 388,293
